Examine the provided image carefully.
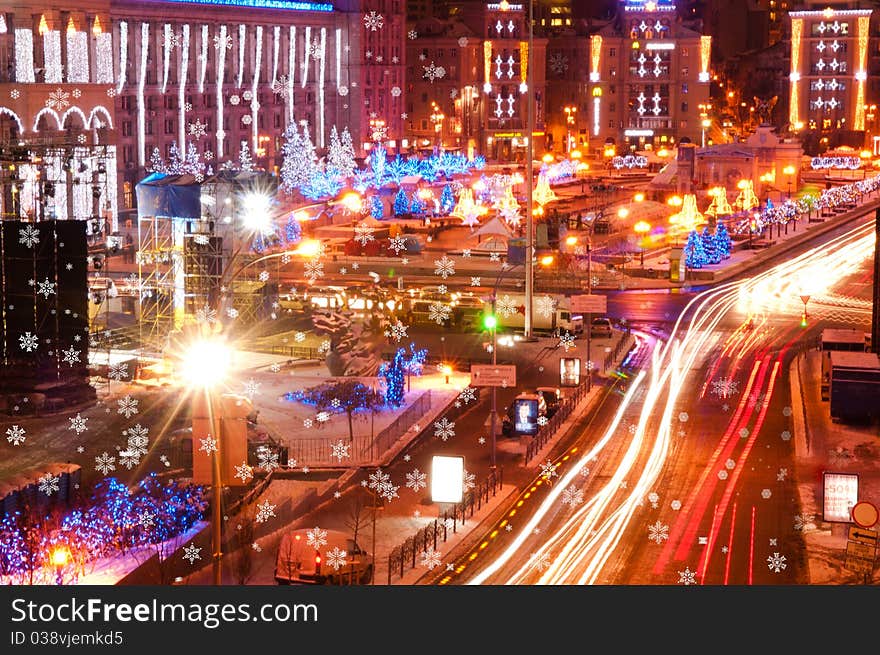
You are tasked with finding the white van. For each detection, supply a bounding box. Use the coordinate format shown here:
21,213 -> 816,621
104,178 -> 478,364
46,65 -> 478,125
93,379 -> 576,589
275,528 -> 373,585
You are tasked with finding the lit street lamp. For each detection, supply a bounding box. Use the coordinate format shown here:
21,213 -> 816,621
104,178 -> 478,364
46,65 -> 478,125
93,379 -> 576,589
634,220 -> 651,267
430,102 -> 445,155
50,546 -> 71,585
563,105 -> 577,153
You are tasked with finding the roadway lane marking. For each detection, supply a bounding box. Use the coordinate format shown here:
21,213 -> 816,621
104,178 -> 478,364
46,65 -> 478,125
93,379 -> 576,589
723,502 -> 738,585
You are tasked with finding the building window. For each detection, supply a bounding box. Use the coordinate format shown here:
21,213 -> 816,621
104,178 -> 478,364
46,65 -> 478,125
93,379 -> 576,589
681,83 -> 688,94
609,103 -> 616,112
123,181 -> 133,209
421,119 -> 428,130
610,67 -> 616,78
122,121 -> 132,137
681,48 -> 688,58
681,102 -> 688,112
609,48 -> 616,57
164,119 -> 174,135
680,120 -> 687,128
123,145 -> 133,163
681,67 -> 689,78
609,120 -> 615,128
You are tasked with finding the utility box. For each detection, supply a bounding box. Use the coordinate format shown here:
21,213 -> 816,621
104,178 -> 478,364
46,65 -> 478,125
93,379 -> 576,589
829,351 -> 880,423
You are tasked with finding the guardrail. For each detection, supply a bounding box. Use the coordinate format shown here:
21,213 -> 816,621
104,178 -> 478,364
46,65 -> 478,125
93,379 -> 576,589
386,467 -> 503,584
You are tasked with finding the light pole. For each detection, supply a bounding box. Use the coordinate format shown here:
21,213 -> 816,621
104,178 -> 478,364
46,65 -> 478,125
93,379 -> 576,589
524,0 -> 535,340
180,336 -> 232,586
430,102 -> 445,155
784,165 -> 797,233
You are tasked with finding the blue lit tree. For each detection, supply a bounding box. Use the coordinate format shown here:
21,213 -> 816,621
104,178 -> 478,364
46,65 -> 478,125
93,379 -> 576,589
410,194 -> 425,215
393,188 -> 410,216
371,194 -> 385,219
715,221 -> 732,259
440,184 -> 455,214
700,226 -> 720,264
684,229 -> 707,269
292,379 -> 384,442
285,212 -> 302,245
379,343 -> 427,407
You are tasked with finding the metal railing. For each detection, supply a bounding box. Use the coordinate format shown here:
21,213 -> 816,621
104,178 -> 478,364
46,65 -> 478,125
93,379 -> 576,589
386,467 -> 503,584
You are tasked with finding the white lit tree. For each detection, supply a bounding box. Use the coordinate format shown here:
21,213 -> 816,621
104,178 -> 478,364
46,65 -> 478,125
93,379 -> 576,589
327,126 -> 357,179
238,140 -> 255,172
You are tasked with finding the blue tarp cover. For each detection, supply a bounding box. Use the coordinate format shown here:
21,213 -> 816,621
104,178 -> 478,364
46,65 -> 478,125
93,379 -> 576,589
135,173 -> 201,219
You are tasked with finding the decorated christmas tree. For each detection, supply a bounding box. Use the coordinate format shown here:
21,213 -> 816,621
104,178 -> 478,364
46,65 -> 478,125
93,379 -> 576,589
410,194 -> 425,215
238,140 -> 254,172
715,221 -> 732,259
393,188 -> 410,216
285,213 -> 302,245
440,184 -> 455,214
339,127 -> 357,178
700,226 -> 719,264
369,144 -> 388,187
327,126 -> 357,179
148,147 -> 167,173
684,229 -> 708,269
280,121 -> 317,193
371,194 -> 384,219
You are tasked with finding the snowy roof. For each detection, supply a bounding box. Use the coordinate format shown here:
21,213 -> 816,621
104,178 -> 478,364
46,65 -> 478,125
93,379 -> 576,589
473,215 -> 514,238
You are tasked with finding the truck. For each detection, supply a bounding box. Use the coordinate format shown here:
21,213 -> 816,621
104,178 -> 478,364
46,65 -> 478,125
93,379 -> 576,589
828,351 -> 880,423
484,293 -> 583,335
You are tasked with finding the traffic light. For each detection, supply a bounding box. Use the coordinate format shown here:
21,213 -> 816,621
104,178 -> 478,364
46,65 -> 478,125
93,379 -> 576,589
801,313 -> 807,328
482,313 -> 498,331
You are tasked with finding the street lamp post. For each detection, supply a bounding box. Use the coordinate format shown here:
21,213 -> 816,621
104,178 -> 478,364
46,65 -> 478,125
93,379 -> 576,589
430,102 -> 445,155
524,0 -> 535,340
563,105 -> 577,153
783,165 -> 797,233
634,220 -> 651,267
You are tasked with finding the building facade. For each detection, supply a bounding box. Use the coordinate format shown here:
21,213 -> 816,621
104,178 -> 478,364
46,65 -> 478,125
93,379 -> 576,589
588,0 -> 711,154
0,0 -> 403,220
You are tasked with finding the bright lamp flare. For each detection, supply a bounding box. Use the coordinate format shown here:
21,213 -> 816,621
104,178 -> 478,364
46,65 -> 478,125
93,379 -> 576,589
179,339 -> 232,387
241,193 -> 274,235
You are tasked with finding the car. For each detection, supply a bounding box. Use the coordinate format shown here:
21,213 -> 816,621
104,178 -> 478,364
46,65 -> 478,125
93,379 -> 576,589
275,528 -> 372,585
590,317 -> 613,339
535,387 -> 562,417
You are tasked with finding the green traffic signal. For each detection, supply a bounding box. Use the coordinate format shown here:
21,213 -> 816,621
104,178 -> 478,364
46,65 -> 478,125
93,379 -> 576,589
483,314 -> 498,330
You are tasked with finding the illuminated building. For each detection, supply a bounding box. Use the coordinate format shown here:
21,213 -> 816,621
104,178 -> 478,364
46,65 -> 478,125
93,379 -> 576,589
588,0 -> 711,154
0,0 -> 403,215
788,1 -> 874,145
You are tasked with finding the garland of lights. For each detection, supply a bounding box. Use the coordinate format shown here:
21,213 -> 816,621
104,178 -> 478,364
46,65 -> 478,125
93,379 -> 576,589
199,25 -> 208,92
612,155 -> 648,169
272,26 -> 280,89
216,24 -> 227,158
251,25 -> 263,150
811,156 -> 861,170
44,30 -> 63,83
302,26 -> 311,87
288,26 -> 296,121
335,27 -> 342,91
318,27 -> 326,148
237,24 -> 246,89
162,24 -> 172,94
96,32 -> 114,84
138,22 -> 149,167
15,29 -> 36,83
116,22 -> 128,94
179,24 -> 190,149
66,31 -> 89,83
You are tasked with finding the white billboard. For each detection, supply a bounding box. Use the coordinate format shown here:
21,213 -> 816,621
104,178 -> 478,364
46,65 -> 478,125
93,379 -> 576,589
823,472 -> 859,523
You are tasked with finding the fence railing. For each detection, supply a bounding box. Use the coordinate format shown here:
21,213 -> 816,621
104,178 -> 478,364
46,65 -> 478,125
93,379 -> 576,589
386,467 -> 503,584
603,327 -> 632,372
285,390 -> 433,467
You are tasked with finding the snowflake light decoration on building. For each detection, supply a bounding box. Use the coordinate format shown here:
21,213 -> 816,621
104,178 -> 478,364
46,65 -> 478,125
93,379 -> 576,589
364,11 -> 384,31
423,62 -> 447,83
549,52 -> 569,75
45,87 -> 70,111
188,119 -> 207,139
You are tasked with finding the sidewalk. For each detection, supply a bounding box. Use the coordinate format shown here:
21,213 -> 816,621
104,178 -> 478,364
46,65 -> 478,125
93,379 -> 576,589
788,348 -> 880,584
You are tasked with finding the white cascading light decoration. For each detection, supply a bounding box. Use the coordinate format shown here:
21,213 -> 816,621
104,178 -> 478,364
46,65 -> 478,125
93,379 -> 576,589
66,30 -> 89,83
162,24 -> 172,94
251,25 -> 263,151
288,26 -> 296,121
106,146 -> 119,232
318,27 -> 326,147
272,26 -> 280,90
237,24 -> 245,89
116,22 -> 128,94
44,30 -> 63,83
216,25 -> 227,158
335,27 -> 341,92
96,31 -> 114,84
138,23 -> 149,167
15,29 -> 36,83
178,24 -> 190,150
72,148 -> 92,220
301,26 -> 311,87
49,154 -> 67,221
199,25 -> 208,93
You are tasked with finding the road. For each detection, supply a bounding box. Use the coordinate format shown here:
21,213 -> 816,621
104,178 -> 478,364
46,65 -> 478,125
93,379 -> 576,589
432,211 -> 875,585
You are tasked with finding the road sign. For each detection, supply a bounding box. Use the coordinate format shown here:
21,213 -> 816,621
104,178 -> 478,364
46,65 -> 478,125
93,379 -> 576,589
848,526 -> 879,547
470,364 -> 516,388
823,472 -> 859,522
844,555 -> 875,575
570,294 -> 607,314
852,501 -> 879,528
846,541 -> 876,560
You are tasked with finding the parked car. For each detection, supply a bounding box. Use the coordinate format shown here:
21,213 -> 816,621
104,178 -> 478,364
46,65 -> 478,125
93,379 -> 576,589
590,317 -> 613,339
275,529 -> 372,585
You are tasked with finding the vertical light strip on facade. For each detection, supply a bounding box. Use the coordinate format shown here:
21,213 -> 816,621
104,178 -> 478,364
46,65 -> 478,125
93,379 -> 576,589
66,31 -> 89,83
44,31 -> 63,83
14,29 -> 35,83
216,24 -> 227,157
237,24 -> 246,89
178,24 -> 190,151
318,27 -> 326,147
590,35 -> 601,82
116,22 -> 128,93
96,32 -> 114,83
592,88 -> 601,137
272,26 -> 280,89
853,15 -> 870,130
483,40 -> 492,92
789,18 -> 802,128
288,26 -> 296,121
137,23 -> 149,167
519,41 -> 528,91
162,24 -> 172,93
252,25 -> 263,151
335,27 -> 341,91
199,25 -> 208,93
302,26 -> 311,87
698,35 -> 711,82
